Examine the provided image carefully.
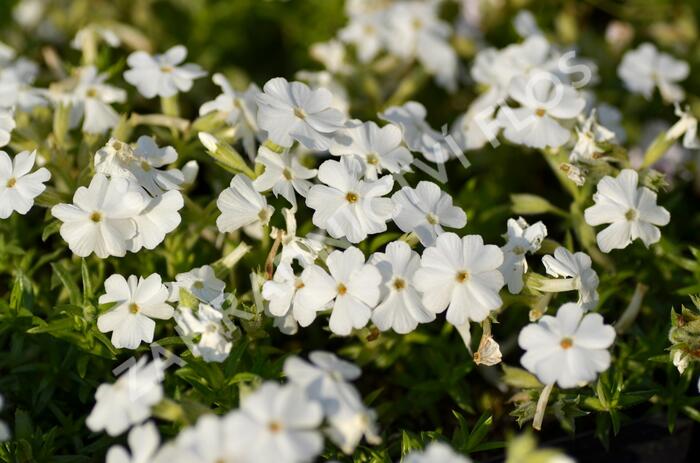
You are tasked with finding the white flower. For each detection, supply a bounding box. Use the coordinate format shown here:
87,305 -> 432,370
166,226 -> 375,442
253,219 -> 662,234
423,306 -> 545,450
338,12 -> 384,63
71,25 -> 121,50
451,91 -> 501,152
295,246 -> 381,335
127,189 -> 184,253
124,45 -> 206,98
86,357 -> 164,436
370,241 -> 435,334
330,121 -> 412,179
667,104 -> 700,150
404,442 -> 472,463
499,217 -> 547,294
175,304 -> 233,363
95,137 -> 185,196
284,352 -> 379,454
542,247 -> 600,310
0,150 -> 50,219
106,421 -> 160,463
225,382 -> 324,463
570,110 -> 616,164
618,43 -> 689,102
518,302 -> 615,388
306,157 -> 395,243
0,58 -> 47,111
70,66 -> 127,134
497,72 -> 585,149
0,108 -> 15,146
155,414 -> 247,463
169,265 -> 226,306
253,146 -> 317,207
414,233 -> 505,326
272,208 -> 323,266
584,169 -> 670,252
392,181 -> 467,247
199,74 -> 261,159
263,262 -> 306,322
310,39 -> 348,74
256,77 -> 346,150
380,101 -> 450,162
97,274 -> 174,349
51,174 -> 146,258
216,174 -> 274,234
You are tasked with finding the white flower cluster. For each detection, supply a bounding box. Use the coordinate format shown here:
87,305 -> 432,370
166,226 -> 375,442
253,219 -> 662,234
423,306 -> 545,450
93,352 -> 379,463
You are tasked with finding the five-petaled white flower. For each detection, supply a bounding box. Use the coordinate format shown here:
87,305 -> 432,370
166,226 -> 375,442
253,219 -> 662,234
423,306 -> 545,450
175,303 -> 233,363
263,262 -> 306,322
518,302 -> 615,388
414,233 -> 505,326
0,150 -> 50,219
584,169 -> 670,253
307,157 -> 395,243
127,189 -> 184,253
51,174 -> 146,258
169,265 -> 226,307
295,246 -> 381,335
124,45 -> 206,98
95,137 -> 184,196
256,77 -> 346,150
542,247 -> 600,310
69,66 -> 126,134
216,174 -> 274,234
618,43 -> 689,103
370,241 -> 435,334
392,181 -> 467,247
499,217 -> 547,294
497,72 -> 585,149
380,101 -> 450,162
330,120 -> 412,179
253,146 -> 317,207
225,382 -> 324,463
97,273 -> 174,349
86,357 -> 164,436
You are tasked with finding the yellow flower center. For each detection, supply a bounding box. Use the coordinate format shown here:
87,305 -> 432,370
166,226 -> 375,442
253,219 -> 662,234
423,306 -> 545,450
6,177 -> 16,188
293,107 -> 306,119
426,213 -> 439,225
268,421 -> 283,433
337,283 -> 348,296
346,192 -> 359,203
625,209 -> 638,221
560,337 -> 573,349
456,271 -> 469,283
193,281 -> 205,289
90,212 -> 102,223
366,153 -> 379,165
535,108 -> 546,117
86,87 -> 97,98
128,303 -> 140,314
393,278 -> 406,290
283,168 -> 293,180
160,65 -> 174,73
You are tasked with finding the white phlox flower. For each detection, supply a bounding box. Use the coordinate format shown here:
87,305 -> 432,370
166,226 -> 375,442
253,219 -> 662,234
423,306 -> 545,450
570,110 -> 616,163
497,71 -> 586,149
584,169 -> 670,252
295,246 -> 381,335
499,217 -> 547,294
272,208 -> 324,266
124,45 -> 206,98
97,273 -> 174,349
330,120 -> 412,179
392,181 -> 467,247
199,74 -> 261,159
168,265 -> 226,307
95,137 -> 185,196
338,11 -> 385,63
618,43 -> 689,103
69,65 -> 126,134
306,157 -> 395,243
380,101 -> 451,162
86,357 -> 164,436
216,173 -> 274,234
51,174 -> 147,258
263,262 -> 307,323
256,77 -> 346,151
0,108 -> 15,147
541,247 -> 600,310
518,302 -> 615,388
370,240 -> 436,334
0,57 -> 47,111
414,233 -> 505,326
667,104 -> 700,150
253,145 -> 317,207
175,303 -> 233,363
0,150 -> 50,219
127,189 -> 183,253
404,441 -> 472,463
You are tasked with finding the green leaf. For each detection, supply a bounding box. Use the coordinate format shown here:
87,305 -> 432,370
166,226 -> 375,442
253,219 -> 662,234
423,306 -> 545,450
81,258 -> 92,302
51,262 -> 81,305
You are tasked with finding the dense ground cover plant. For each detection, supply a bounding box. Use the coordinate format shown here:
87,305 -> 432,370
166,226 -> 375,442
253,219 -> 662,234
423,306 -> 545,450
1,0 -> 700,461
